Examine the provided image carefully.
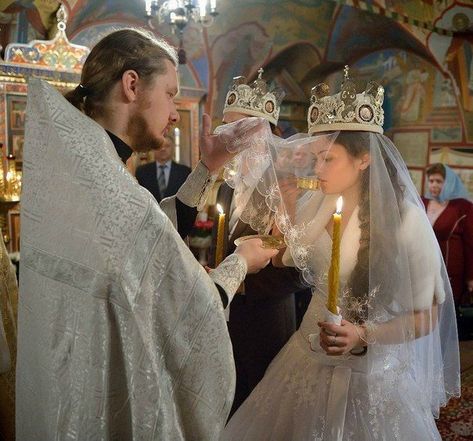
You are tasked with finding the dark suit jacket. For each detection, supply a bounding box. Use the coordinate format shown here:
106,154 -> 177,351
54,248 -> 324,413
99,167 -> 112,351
135,161 -> 191,203
135,161 -> 197,239
210,183 -> 301,416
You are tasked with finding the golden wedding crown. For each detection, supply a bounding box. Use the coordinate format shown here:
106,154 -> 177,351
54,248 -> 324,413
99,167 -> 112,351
223,68 -> 285,125
308,66 -> 384,135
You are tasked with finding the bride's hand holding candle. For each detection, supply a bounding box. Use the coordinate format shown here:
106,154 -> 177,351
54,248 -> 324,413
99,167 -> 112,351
317,320 -> 367,356
309,196 -> 344,353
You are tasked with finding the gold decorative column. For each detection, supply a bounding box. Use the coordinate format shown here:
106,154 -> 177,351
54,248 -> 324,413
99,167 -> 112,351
0,155 -> 21,245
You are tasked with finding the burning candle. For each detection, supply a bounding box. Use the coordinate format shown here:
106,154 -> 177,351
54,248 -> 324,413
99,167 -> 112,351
327,196 -> 343,314
215,203 -> 225,266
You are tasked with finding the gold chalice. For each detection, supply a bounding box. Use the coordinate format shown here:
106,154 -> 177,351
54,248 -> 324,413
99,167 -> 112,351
297,176 -> 320,191
234,234 -> 286,250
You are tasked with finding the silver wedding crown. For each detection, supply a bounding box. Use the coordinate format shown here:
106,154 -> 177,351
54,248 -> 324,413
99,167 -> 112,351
308,66 -> 384,135
223,68 -> 285,125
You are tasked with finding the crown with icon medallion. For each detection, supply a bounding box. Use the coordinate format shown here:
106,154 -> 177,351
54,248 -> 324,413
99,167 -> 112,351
308,66 -> 384,135
223,68 -> 285,125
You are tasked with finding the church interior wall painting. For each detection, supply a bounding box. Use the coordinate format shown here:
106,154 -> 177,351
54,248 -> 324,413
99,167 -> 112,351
408,168 -> 425,195
452,166 -> 473,194
5,93 -> 26,161
0,0 -> 472,202
393,130 -> 431,169
431,146 -> 473,166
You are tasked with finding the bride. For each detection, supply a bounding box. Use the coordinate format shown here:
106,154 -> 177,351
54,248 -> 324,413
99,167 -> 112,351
220,71 -> 460,441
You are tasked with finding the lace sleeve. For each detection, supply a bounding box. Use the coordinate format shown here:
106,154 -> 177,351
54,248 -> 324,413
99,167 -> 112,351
176,161 -> 218,211
160,161 -> 218,228
208,254 -> 247,305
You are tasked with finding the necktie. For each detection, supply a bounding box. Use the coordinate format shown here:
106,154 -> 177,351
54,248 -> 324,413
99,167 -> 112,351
158,164 -> 167,197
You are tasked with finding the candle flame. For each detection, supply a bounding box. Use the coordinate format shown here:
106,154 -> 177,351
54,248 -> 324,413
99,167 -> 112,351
217,203 -> 224,215
336,196 -> 343,214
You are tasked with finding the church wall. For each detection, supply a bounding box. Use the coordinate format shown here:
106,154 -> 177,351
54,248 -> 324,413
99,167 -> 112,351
1,0 -> 472,195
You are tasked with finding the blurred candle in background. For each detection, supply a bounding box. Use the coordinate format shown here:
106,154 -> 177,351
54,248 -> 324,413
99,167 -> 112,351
174,127 -> 180,163
200,0 -> 207,17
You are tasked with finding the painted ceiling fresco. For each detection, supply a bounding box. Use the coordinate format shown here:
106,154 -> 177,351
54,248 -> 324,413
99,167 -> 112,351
1,0 -> 472,144
0,0 -> 60,35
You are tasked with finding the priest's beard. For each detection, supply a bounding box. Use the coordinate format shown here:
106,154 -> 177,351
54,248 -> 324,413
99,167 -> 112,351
127,112 -> 164,153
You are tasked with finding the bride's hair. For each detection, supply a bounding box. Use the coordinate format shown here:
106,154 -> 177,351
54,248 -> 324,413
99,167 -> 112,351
336,132 -> 404,322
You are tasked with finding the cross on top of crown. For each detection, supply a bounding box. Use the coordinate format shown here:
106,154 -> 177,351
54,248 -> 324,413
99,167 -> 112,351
343,65 -> 350,80
257,68 -> 264,79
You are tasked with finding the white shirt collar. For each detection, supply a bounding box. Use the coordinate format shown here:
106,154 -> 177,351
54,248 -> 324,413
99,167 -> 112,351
157,160 -> 172,168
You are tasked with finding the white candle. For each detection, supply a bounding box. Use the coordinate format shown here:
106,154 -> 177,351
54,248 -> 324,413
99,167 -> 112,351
174,127 -> 180,163
145,0 -> 152,15
199,0 -> 207,17
210,0 -> 217,12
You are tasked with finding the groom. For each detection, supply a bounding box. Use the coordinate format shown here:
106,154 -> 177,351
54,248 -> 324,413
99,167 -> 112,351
210,70 -> 301,416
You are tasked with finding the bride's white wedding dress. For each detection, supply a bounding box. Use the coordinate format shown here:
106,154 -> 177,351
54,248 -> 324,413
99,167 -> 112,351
221,196 -> 444,441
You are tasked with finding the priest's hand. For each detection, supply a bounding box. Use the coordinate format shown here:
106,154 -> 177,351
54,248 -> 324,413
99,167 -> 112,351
235,238 -> 278,274
199,113 -> 267,173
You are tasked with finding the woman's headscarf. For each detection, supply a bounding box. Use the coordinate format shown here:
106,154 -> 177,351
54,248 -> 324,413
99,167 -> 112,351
425,164 -> 471,202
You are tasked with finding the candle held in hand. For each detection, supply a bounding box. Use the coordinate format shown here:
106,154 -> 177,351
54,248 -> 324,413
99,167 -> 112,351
215,203 -> 226,266
327,196 -> 343,314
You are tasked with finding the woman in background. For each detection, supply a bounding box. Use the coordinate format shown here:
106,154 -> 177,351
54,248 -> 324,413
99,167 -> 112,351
422,163 -> 473,306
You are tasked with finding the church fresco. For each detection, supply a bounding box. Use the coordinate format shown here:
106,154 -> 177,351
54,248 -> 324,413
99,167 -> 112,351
0,0 -> 60,36
1,0 -> 472,157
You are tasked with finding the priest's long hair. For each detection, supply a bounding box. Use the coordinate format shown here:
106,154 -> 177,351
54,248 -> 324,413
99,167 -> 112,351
65,29 -> 177,118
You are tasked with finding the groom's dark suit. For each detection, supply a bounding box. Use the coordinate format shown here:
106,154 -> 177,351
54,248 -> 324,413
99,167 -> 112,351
210,183 -> 302,416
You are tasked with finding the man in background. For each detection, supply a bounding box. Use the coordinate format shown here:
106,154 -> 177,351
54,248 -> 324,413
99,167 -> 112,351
136,136 -> 191,203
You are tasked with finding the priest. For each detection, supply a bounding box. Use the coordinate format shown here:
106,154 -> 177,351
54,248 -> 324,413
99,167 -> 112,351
16,29 -> 276,441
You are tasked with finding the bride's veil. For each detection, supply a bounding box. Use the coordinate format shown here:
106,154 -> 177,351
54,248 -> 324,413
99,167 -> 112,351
220,117 -> 460,418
